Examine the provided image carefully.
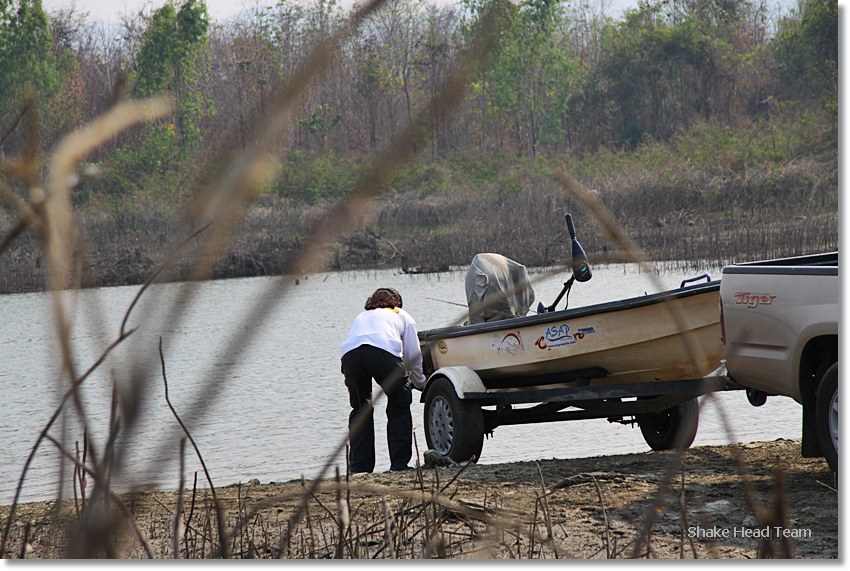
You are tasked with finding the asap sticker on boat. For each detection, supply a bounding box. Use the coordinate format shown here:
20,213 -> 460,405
490,331 -> 525,356
535,323 -> 595,350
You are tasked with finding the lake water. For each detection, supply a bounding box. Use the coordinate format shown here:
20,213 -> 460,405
0,263 -> 803,504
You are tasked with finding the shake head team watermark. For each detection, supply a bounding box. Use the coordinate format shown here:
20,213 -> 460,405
688,525 -> 813,541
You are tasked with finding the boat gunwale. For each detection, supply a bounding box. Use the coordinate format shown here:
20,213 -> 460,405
419,281 -> 720,342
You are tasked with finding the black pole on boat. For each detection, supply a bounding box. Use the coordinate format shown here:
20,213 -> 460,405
544,214 -> 592,312
545,276 -> 574,312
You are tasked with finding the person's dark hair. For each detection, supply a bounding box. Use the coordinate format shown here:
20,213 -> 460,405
365,287 -> 403,310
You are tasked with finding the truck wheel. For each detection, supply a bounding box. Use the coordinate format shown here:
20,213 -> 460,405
815,362 -> 838,473
638,398 -> 699,451
424,377 -> 484,463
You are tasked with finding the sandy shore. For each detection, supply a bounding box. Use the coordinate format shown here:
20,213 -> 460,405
0,438 -> 837,559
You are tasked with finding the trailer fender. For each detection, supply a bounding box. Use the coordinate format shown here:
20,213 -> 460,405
420,367 -> 486,402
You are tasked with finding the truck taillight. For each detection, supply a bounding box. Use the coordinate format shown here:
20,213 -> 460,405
719,300 -> 726,345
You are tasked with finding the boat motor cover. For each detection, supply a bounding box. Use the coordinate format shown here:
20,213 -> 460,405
465,253 -> 535,324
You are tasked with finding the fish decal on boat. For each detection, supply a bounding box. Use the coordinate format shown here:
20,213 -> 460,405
491,332 -> 524,356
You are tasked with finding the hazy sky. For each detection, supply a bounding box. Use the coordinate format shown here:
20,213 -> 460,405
41,0 -> 663,23
41,0 -> 273,22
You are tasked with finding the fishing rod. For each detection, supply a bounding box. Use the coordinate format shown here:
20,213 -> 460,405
426,297 -> 467,308
428,296 -> 547,315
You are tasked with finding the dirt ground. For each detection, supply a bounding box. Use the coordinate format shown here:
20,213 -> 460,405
0,438 -> 837,559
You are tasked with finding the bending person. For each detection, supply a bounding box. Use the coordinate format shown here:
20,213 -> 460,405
340,287 -> 426,473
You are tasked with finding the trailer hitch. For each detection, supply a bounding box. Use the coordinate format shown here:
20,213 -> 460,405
607,416 -> 638,427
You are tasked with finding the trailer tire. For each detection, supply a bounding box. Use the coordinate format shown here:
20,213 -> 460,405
638,398 -> 699,451
424,377 -> 484,463
815,362 -> 838,473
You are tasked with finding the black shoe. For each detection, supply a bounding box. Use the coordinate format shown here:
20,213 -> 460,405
390,465 -> 414,472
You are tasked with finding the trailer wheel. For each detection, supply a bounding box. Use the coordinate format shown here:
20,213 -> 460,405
638,398 -> 699,451
424,377 -> 484,463
815,362 -> 838,473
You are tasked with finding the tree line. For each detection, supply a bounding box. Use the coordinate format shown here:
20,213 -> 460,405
0,0 -> 838,203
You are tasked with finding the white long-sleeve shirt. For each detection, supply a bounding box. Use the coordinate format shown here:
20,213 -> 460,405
340,307 -> 427,389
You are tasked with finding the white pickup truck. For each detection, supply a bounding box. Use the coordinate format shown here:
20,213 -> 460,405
719,252 -> 839,471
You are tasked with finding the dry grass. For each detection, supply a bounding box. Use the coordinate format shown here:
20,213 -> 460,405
0,439 -> 835,559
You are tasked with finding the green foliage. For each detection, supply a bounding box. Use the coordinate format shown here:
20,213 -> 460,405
298,103 -> 343,151
299,104 -> 342,137
390,161 -> 454,197
133,0 -> 211,149
464,0 -> 581,156
0,1 -> 58,128
274,150 -> 362,203
133,0 -> 209,96
564,109 -> 837,182
598,2 -> 729,148
133,4 -> 179,96
104,123 -> 182,195
496,174 -> 521,198
770,0 -> 837,103
447,151 -> 503,187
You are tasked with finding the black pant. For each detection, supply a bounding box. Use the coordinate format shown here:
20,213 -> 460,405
341,344 -> 412,473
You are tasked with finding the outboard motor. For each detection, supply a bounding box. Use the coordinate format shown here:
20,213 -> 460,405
465,253 -> 536,324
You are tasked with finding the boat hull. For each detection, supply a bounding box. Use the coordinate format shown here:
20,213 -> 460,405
419,282 -> 722,389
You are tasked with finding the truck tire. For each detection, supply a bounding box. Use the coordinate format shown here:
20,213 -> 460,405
815,362 -> 838,473
638,398 -> 699,451
424,377 -> 484,463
